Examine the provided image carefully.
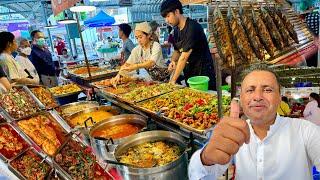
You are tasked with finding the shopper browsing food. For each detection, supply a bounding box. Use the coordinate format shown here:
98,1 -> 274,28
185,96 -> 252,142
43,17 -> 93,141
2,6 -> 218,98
0,32 -> 38,85
15,38 -> 40,84
303,92 -> 320,126
30,30 -> 58,87
188,64 -> 320,179
160,0 -> 216,90
111,22 -> 169,84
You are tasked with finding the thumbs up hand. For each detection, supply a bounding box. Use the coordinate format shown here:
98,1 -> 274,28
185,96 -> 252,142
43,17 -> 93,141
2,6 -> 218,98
200,99 -> 250,165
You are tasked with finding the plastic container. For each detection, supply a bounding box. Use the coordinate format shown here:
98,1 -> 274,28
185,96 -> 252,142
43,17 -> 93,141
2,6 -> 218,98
187,76 -> 210,91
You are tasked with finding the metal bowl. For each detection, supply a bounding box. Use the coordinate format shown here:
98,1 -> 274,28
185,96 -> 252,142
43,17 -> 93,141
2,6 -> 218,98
113,130 -> 188,180
66,105 -> 120,128
59,101 -> 99,118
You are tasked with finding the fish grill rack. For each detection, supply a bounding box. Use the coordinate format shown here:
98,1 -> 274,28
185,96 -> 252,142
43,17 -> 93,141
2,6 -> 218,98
206,0 -> 314,66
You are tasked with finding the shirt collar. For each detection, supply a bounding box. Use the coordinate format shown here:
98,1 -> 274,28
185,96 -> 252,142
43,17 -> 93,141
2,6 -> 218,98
247,114 -> 286,142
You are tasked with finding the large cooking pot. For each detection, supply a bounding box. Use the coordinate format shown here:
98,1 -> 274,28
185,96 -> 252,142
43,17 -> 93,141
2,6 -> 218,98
113,130 -> 188,180
89,114 -> 147,160
67,105 -> 121,144
58,101 -> 99,118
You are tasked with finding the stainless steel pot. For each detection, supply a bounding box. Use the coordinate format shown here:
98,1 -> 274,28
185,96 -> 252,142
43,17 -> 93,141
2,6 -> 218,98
67,105 -> 121,144
89,114 -> 147,160
59,101 -> 99,118
113,130 -> 188,180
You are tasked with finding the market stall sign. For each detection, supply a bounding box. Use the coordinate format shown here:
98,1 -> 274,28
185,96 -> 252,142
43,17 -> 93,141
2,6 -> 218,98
51,0 -> 81,16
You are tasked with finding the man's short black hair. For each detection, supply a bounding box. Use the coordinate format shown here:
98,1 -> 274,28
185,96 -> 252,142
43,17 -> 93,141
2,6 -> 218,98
118,23 -> 132,38
160,0 -> 183,17
31,30 -> 41,40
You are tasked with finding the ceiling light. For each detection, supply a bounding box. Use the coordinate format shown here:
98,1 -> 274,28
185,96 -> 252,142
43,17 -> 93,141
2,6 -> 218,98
70,6 -> 96,13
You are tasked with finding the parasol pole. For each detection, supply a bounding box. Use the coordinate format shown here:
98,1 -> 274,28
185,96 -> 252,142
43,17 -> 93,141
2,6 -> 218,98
74,12 -> 92,80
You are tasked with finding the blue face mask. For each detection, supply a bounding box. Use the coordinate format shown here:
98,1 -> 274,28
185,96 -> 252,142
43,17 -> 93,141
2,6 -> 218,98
36,38 -> 46,47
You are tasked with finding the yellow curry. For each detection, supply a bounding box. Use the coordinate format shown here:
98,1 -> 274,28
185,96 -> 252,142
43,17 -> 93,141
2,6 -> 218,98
69,110 -> 114,127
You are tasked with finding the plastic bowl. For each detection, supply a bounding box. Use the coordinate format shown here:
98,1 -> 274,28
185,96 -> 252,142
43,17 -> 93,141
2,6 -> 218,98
187,76 -> 210,91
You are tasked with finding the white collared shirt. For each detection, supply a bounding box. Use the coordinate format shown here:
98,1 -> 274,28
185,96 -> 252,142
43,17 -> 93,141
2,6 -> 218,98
189,116 -> 320,180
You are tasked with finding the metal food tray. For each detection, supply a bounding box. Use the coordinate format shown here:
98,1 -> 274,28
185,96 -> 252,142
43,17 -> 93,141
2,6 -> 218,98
119,84 -> 186,104
8,147 -> 53,180
26,85 -> 59,110
0,123 -> 30,162
207,1 -> 314,66
52,135 -> 113,180
14,111 -> 69,157
134,90 -> 217,136
0,86 -> 44,121
51,89 -> 83,99
69,70 -> 118,81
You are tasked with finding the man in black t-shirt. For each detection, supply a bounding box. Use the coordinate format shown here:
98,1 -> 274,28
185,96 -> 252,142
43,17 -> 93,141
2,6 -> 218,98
160,0 -> 216,90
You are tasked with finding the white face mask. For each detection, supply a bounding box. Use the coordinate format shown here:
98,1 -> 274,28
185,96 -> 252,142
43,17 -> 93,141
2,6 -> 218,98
21,47 -> 32,56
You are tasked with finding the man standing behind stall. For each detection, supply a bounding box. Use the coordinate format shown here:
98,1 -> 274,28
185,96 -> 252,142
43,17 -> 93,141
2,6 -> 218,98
118,23 -> 135,63
160,0 -> 216,90
30,30 -> 58,87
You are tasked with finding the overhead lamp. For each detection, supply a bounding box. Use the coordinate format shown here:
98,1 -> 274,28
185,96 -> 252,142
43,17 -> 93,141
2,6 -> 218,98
70,5 -> 96,12
44,25 -> 58,29
58,18 -> 77,24
44,20 -> 58,29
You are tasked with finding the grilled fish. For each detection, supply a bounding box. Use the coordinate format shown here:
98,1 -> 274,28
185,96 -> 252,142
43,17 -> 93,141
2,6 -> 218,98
212,4 -> 234,67
251,6 -> 277,57
239,6 -> 266,61
228,5 -> 255,63
267,7 -> 292,47
274,7 -> 299,44
260,6 -> 285,50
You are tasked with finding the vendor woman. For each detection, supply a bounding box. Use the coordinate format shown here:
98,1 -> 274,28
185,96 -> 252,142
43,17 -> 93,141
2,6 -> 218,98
111,22 -> 169,84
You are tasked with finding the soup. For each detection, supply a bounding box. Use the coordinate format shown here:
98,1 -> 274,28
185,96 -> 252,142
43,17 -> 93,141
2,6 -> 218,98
92,123 -> 142,140
69,110 -> 114,127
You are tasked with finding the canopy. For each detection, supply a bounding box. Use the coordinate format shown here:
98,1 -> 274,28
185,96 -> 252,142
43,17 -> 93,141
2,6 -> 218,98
84,11 -> 115,27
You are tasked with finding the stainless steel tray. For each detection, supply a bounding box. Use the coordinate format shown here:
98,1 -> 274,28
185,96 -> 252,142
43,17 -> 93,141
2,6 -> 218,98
0,86 -> 44,121
8,147 -> 53,180
13,111 -> 69,157
0,123 -> 30,163
26,85 -> 59,110
119,84 -> 185,104
51,135 -> 113,180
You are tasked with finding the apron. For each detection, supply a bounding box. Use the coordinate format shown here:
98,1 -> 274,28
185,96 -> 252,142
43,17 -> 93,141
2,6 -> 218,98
140,42 -> 170,82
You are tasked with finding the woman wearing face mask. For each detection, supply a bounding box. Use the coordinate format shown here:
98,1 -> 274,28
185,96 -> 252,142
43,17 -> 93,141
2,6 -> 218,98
0,32 -> 38,85
111,22 -> 169,85
15,38 -> 40,84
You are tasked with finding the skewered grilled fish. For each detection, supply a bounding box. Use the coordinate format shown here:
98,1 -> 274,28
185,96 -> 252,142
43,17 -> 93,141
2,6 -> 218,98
267,6 -> 292,47
274,6 -> 299,44
251,6 -> 277,57
228,5 -> 255,63
260,6 -> 285,50
239,6 -> 266,61
212,4 -> 234,67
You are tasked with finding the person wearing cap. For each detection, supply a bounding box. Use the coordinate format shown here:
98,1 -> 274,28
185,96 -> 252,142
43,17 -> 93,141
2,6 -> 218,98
111,22 -> 168,84
188,64 -> 320,179
160,0 -> 216,90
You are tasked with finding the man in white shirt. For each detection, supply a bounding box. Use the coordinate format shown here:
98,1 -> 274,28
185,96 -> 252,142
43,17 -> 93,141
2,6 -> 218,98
189,64 -> 320,180
15,38 -> 40,84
